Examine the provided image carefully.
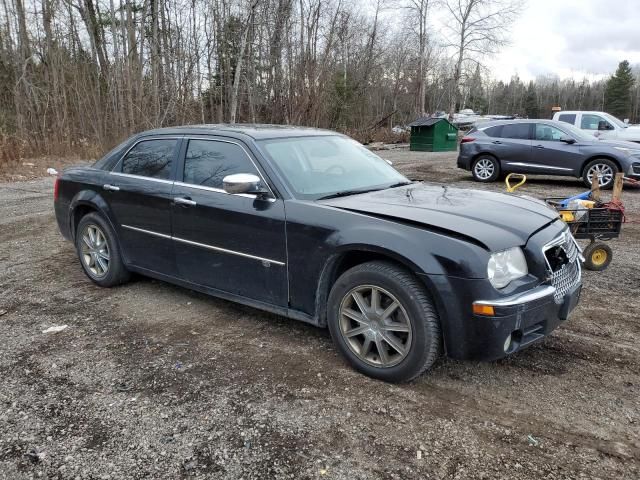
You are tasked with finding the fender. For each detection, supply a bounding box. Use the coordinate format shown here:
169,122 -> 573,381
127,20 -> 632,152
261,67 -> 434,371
69,189 -> 118,240
325,220 -> 489,278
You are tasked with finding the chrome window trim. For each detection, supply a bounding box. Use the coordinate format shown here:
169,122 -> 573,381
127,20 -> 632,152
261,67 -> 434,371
181,137 -> 277,199
110,171 -> 175,185
110,136 -> 183,176
120,224 -> 285,266
173,181 -> 276,202
505,162 -> 573,172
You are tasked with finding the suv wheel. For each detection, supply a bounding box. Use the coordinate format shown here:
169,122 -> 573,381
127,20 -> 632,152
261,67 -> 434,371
76,212 -> 130,287
327,261 -> 441,382
582,159 -> 618,189
471,156 -> 500,182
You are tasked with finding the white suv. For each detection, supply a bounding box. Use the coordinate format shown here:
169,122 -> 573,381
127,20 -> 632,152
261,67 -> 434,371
553,111 -> 640,143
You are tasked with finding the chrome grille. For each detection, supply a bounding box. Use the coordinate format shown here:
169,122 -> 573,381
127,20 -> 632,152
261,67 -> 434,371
544,232 -> 582,303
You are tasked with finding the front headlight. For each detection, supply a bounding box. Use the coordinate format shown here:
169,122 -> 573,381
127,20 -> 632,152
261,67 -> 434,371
487,247 -> 528,289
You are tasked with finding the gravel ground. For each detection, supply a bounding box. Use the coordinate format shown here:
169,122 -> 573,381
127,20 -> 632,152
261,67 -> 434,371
1,150 -> 639,479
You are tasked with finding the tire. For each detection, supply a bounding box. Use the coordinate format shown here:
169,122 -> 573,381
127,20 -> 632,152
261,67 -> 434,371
327,261 -> 442,382
582,159 -> 618,189
582,242 -> 612,271
471,155 -> 500,182
75,212 -> 130,287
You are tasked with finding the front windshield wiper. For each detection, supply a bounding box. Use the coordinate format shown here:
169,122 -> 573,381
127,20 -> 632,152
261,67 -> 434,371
317,181 -> 413,200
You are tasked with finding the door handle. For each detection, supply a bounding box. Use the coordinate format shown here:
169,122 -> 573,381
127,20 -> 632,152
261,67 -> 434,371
103,184 -> 120,191
492,140 -> 502,144
533,144 -> 544,149
174,197 -> 197,207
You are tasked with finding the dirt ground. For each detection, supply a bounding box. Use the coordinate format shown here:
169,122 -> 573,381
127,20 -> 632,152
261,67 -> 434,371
1,150 -> 639,479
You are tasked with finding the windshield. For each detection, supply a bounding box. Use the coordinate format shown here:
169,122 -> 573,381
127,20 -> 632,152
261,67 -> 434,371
557,122 -> 599,142
258,135 -> 409,200
603,113 -> 627,128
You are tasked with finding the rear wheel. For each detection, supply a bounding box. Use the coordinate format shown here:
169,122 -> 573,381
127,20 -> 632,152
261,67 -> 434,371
471,155 -> 500,182
327,261 -> 441,382
582,159 -> 618,189
76,212 -> 130,287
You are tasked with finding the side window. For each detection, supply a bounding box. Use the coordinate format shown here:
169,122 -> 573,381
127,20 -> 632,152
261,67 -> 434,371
535,124 -> 567,141
183,140 -> 259,189
558,114 -> 576,125
483,125 -> 503,137
581,114 -> 612,131
501,123 -> 531,140
121,139 -> 177,179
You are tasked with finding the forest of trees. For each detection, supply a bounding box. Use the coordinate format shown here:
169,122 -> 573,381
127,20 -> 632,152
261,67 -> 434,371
1,0 -> 639,158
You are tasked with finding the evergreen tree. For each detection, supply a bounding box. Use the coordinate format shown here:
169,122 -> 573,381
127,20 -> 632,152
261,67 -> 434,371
524,81 -> 539,118
604,60 -> 635,119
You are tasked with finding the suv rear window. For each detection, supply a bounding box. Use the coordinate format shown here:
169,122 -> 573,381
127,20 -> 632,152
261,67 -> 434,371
558,114 -> 576,125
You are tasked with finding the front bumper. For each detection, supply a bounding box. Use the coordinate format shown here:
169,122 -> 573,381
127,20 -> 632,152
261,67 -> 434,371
471,282 -> 582,359
419,273 -> 582,361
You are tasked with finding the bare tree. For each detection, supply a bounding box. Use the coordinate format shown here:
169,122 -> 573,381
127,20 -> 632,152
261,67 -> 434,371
443,0 -> 521,117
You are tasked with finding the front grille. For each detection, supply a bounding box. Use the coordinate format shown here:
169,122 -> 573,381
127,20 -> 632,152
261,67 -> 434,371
544,232 -> 582,303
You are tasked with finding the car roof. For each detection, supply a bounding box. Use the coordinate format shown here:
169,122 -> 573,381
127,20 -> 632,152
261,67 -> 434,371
475,118 -> 564,129
554,111 -> 604,115
137,124 -> 340,140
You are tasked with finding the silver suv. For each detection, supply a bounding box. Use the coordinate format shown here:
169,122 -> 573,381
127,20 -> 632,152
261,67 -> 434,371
457,119 -> 640,188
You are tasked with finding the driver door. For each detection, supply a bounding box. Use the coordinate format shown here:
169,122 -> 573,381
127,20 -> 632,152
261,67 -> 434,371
530,123 -> 583,175
170,137 -> 288,307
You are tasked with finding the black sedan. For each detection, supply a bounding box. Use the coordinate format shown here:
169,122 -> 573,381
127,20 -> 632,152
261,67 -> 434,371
457,119 -> 640,188
54,125 -> 582,382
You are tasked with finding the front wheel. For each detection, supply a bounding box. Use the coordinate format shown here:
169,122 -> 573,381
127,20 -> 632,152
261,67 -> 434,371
327,261 -> 442,382
582,159 -> 618,189
471,155 -> 500,182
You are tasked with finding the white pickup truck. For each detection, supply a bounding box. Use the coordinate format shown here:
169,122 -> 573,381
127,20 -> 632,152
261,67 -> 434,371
552,111 -> 640,143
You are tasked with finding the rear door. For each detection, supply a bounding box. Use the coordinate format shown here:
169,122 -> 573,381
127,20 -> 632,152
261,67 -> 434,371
171,137 -> 288,307
103,137 -> 180,275
483,123 -> 533,171
530,123 -> 583,175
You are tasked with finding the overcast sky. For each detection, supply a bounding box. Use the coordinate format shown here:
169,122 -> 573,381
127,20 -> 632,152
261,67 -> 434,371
486,0 -> 640,82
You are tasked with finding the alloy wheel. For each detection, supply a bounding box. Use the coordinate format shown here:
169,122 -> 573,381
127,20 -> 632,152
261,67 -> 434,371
587,163 -> 614,186
338,285 -> 412,368
80,224 -> 110,278
474,158 -> 495,180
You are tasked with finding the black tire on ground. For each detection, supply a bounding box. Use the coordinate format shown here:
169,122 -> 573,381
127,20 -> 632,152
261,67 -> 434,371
582,241 -> 613,271
471,155 -> 500,183
75,212 -> 130,287
581,158 -> 619,189
327,261 -> 442,383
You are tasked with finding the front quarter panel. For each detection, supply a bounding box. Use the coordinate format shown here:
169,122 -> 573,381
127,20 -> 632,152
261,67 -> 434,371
285,201 -> 490,318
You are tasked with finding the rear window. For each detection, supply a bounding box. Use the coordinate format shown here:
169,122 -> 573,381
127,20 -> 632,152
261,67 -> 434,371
558,114 -> 576,125
483,125 -> 503,137
501,123 -> 531,140
121,139 -> 178,180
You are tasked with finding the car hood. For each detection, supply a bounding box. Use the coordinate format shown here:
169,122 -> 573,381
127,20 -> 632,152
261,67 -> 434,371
320,183 -> 560,251
595,138 -> 640,149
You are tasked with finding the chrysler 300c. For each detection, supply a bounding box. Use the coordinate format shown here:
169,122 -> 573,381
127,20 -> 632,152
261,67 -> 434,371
54,125 -> 583,382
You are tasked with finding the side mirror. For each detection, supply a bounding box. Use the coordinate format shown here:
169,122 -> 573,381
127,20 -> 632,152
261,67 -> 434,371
560,136 -> 576,144
222,173 -> 269,196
